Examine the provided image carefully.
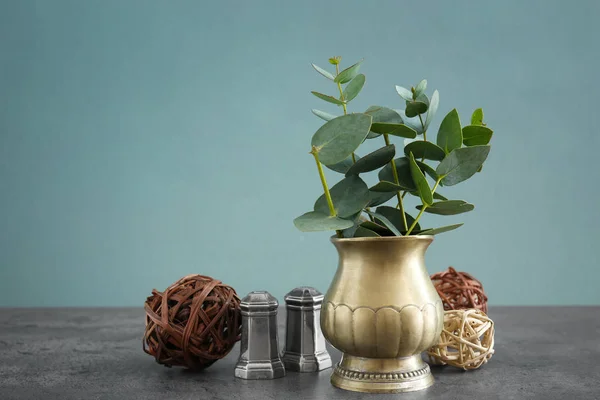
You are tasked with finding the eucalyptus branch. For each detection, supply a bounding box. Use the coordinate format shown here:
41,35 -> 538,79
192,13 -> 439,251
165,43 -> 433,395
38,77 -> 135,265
311,147 -> 342,237
406,176 -> 443,235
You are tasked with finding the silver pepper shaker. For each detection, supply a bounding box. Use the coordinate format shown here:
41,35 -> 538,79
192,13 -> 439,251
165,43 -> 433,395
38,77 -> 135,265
234,291 -> 285,379
281,287 -> 332,372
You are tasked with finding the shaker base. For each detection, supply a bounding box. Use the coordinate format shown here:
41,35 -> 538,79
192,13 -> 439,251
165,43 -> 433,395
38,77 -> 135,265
234,359 -> 286,380
331,354 -> 434,393
282,350 -> 332,372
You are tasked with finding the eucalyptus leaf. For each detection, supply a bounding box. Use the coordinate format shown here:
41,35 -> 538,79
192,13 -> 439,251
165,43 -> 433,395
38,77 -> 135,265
343,74 -> 366,102
395,85 -> 413,102
311,114 -> 372,165
335,59 -> 363,84
370,181 -> 404,192
364,210 -> 401,236
311,91 -> 344,106
436,145 -> 491,186
370,123 -> 417,138
314,175 -> 370,218
416,92 -> 429,107
364,106 -> 404,139
293,211 -> 354,232
341,211 -> 365,238
367,190 -> 396,207
419,223 -> 464,236
378,157 -> 416,191
409,152 -> 433,206
416,161 -> 440,181
346,145 -> 395,176
353,226 -> 381,237
324,153 -> 360,174
375,206 -> 420,232
414,80 -> 427,99
311,109 -> 336,121
433,192 -> 448,201
311,64 -> 335,81
471,108 -> 484,125
417,200 -> 475,215
396,109 -> 424,134
405,101 -> 428,118
437,109 -> 463,153
462,125 -> 493,146
424,90 -> 439,131
360,220 -> 391,235
404,141 -> 445,161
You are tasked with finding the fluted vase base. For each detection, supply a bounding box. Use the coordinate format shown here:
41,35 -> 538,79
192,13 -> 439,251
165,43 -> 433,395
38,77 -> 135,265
331,354 -> 434,393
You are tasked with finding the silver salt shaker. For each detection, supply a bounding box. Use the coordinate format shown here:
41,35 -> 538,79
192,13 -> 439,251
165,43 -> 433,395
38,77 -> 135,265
281,287 -> 332,372
234,291 -> 285,379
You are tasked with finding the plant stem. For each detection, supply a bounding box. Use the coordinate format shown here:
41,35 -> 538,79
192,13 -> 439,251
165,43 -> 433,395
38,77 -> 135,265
312,148 -> 342,238
406,176 -> 443,235
418,114 -> 427,142
383,133 -> 408,232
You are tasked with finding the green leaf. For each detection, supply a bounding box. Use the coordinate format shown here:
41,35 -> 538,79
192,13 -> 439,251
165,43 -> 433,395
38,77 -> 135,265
409,152 -> 433,206
436,145 -> 491,186
414,80 -> 427,99
416,161 -> 440,181
324,154 -> 359,174
346,145 -> 395,176
433,192 -> 448,201
314,175 -> 370,218
378,157 -> 416,191
404,141 -> 445,161
375,206 -> 420,232
360,220 -> 391,235
419,223 -> 464,236
395,109 -> 424,134
395,85 -> 413,101
416,92 -> 429,107
294,211 -> 354,232
370,123 -> 417,139
436,109 -> 463,153
364,106 -> 404,139
311,91 -> 344,106
405,101 -> 428,118
367,190 -> 396,207
353,226 -> 381,238
364,210 -> 401,236
424,90 -> 439,131
343,74 -> 365,102
370,181 -> 404,192
462,125 -> 493,146
311,64 -> 335,81
312,114 -> 372,165
471,108 -> 484,125
417,200 -> 474,215
334,59 -> 363,84
311,109 -> 336,121
341,211 -> 365,238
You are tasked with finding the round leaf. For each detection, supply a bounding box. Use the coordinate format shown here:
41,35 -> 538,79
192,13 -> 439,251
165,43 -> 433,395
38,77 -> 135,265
294,211 -> 354,232
311,109 -> 336,121
417,200 -> 474,215
471,108 -> 484,125
314,175 -> 370,218
404,141 -> 445,161
334,59 -> 363,84
409,152 -> 433,206
343,74 -> 365,102
414,79 -> 427,99
311,64 -> 335,81
395,85 -> 413,101
311,91 -> 344,106
378,157 -> 416,191
324,153 -> 359,174
346,145 -> 395,176
405,101 -> 428,118
312,114 -> 372,165
364,106 -> 404,139
436,109 -> 463,153
370,123 -> 417,138
462,125 -> 493,146
436,145 -> 491,186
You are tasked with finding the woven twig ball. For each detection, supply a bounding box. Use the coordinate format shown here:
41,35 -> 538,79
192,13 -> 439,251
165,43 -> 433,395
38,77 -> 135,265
431,267 -> 488,313
143,274 -> 241,370
427,309 -> 495,370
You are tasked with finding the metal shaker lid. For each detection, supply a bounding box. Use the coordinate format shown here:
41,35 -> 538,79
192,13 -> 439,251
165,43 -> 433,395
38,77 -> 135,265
240,290 -> 279,314
284,286 -> 324,308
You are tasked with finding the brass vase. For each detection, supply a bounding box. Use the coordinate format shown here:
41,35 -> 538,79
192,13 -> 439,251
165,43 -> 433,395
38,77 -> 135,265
321,236 -> 444,393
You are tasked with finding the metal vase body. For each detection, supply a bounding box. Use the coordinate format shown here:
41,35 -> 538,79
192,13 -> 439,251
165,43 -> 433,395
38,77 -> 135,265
321,236 -> 444,393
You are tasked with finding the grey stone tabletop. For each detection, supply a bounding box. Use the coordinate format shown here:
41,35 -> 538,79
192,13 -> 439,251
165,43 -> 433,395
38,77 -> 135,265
0,306 -> 599,400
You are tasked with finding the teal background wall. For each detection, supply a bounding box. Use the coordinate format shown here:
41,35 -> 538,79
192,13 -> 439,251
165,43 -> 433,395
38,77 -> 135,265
1,0 -> 598,307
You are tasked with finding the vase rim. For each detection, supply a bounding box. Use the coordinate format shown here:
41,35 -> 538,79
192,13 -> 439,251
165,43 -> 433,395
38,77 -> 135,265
330,235 -> 434,243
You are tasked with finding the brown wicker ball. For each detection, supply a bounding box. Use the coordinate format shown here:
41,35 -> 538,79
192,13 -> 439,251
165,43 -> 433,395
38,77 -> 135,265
431,267 -> 488,313
143,274 -> 241,370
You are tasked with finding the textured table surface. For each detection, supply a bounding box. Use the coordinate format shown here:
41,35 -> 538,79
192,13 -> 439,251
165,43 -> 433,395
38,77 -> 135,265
0,307 -> 599,400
